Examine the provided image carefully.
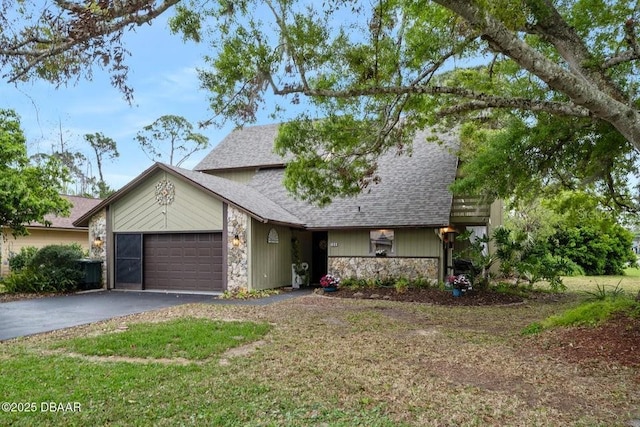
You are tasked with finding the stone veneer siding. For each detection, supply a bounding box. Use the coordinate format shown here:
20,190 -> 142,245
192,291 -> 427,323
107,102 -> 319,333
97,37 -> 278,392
329,256 -> 439,281
227,206 -> 249,291
88,208 -> 107,287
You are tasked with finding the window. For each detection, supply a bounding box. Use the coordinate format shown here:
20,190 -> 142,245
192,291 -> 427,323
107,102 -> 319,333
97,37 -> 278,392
466,226 -> 488,256
267,228 -> 279,244
370,229 -> 394,256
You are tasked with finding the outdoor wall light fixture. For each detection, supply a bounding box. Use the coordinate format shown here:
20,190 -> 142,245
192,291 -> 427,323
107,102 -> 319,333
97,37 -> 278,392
440,226 -> 457,249
93,236 -> 104,249
232,234 -> 241,247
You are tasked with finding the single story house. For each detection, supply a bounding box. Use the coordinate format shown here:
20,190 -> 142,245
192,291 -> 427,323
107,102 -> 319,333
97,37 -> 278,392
74,124 -> 501,292
1,195 -> 102,276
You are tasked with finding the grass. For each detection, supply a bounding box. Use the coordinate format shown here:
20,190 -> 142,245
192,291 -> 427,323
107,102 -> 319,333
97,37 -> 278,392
541,297 -> 639,328
560,267 -> 640,294
624,267 -> 640,277
1,286 -> 639,425
520,269 -> 640,334
51,317 -> 271,360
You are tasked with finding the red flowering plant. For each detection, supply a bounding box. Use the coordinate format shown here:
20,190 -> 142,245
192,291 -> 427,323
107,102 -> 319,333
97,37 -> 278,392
319,274 -> 340,288
446,274 -> 472,291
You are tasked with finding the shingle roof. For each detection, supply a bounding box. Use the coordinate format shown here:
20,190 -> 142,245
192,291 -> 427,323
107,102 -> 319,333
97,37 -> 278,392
194,123 -> 290,171
31,195 -> 102,230
245,129 -> 458,228
74,163 -> 304,228
76,126 -> 458,230
161,164 -> 304,226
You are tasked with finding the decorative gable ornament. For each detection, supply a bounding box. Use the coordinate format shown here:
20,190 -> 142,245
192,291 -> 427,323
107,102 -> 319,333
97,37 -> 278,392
155,179 -> 176,206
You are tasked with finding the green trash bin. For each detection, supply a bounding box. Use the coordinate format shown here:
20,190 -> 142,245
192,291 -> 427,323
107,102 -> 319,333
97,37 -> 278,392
76,259 -> 103,290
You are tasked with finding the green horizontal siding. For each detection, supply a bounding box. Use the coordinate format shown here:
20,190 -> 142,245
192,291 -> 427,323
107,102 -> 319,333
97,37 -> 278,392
209,169 -> 256,184
395,228 -> 441,257
328,230 -> 370,256
329,228 -> 441,257
112,170 -> 223,232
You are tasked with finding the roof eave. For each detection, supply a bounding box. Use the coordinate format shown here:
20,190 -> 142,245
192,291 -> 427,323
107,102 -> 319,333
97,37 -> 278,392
73,162 -> 165,227
74,163 -> 305,229
304,222 -> 451,231
195,163 -> 286,173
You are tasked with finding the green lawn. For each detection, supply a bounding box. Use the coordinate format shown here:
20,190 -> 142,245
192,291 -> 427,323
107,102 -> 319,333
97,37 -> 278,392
51,317 -> 271,360
1,290 -> 638,426
561,267 -> 640,294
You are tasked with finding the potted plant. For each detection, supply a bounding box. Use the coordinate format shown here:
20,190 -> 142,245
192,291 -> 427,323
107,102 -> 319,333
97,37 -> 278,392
319,274 -> 340,292
447,274 -> 472,297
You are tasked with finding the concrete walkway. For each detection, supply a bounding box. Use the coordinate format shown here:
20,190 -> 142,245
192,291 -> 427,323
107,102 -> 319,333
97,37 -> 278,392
0,288 -> 313,341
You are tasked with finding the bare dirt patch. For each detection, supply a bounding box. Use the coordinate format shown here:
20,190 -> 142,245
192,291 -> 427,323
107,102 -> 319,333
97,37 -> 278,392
219,339 -> 265,366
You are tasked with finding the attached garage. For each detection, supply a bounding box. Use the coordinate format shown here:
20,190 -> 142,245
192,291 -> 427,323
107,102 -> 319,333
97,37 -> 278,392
74,163 -> 306,293
105,167 -> 227,292
114,233 -> 223,292
144,233 -> 223,291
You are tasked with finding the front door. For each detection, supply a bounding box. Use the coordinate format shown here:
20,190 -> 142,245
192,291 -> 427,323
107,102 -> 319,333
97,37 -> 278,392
312,231 -> 328,284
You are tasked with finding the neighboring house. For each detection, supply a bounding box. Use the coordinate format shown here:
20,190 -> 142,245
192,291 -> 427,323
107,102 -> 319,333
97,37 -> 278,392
1,195 -> 102,276
75,124 -> 501,292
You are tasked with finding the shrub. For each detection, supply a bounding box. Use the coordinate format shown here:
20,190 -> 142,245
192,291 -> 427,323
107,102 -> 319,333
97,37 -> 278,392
583,281 -> 626,301
411,276 -> 435,289
339,276 -> 437,291
3,269 -> 51,293
549,225 -> 637,275
394,277 -> 409,293
491,227 -> 571,291
7,246 -> 38,272
3,244 -> 85,293
339,277 -> 380,289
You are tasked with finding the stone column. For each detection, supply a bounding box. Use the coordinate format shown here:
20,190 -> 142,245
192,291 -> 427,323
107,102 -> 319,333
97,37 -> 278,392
227,206 -> 249,291
88,209 -> 107,287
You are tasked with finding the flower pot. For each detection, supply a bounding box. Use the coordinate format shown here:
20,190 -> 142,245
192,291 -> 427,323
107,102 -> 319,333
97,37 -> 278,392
452,288 -> 461,297
323,286 -> 338,292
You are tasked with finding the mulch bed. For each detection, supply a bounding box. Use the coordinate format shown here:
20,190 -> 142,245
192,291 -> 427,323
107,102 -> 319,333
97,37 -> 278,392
321,286 -> 525,305
0,292 -> 67,303
535,313 -> 640,369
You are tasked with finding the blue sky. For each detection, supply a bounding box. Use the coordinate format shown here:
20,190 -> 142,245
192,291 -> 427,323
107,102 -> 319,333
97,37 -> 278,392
1,12 -> 270,193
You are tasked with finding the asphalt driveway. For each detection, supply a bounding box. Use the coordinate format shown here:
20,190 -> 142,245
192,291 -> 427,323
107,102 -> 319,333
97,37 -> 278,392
0,289 -> 312,341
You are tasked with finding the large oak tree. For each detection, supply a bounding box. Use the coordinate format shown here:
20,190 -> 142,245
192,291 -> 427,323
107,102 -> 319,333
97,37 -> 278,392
2,0 -> 639,207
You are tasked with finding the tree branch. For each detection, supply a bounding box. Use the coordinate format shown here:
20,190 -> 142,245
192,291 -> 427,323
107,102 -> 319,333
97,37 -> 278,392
273,82 -> 591,119
2,0 -> 179,83
603,18 -> 640,68
437,98 -> 591,119
526,0 -> 624,98
434,0 -> 640,149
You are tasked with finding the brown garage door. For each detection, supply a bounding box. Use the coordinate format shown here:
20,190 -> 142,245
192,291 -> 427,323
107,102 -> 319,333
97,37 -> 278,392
144,233 -> 223,292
